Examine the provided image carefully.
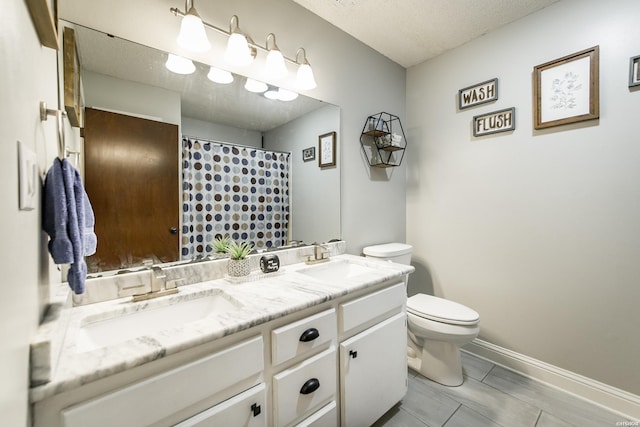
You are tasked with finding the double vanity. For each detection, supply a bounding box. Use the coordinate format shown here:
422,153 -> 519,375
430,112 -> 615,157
30,243 -> 414,427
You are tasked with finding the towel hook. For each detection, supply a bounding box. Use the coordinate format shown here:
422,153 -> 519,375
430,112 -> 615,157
40,101 -> 67,160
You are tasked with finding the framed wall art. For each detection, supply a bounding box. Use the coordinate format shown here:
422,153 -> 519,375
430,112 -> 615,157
63,27 -> 83,128
533,46 -> 599,129
318,131 -> 336,168
458,78 -> 498,110
26,0 -> 58,49
629,54 -> 640,88
302,146 -> 315,162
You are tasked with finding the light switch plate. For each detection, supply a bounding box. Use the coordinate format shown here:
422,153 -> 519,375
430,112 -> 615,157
18,140 -> 39,211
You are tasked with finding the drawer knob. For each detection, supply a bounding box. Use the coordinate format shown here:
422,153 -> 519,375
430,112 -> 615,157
299,327 -> 320,342
251,403 -> 261,417
300,378 -> 320,395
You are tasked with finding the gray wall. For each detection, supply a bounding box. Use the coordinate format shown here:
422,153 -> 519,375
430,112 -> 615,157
406,0 -> 640,395
264,105 -> 341,244
0,2 -> 59,425
182,117 -> 262,148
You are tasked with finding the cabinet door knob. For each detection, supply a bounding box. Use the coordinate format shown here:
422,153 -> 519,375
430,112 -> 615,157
299,378 -> 320,395
251,403 -> 261,417
169,227 -> 178,234
349,350 -> 358,359
299,327 -> 320,342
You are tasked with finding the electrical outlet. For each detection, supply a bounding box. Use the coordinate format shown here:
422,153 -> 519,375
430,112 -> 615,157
18,141 -> 39,211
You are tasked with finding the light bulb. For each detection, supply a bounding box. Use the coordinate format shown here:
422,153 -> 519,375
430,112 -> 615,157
277,88 -> 298,101
207,67 -> 233,84
225,33 -> 254,67
165,54 -> 195,74
177,8 -> 211,52
296,63 -> 316,90
244,78 -> 268,93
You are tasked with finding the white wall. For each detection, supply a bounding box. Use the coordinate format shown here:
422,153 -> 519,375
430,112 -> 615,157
181,117 -> 262,148
407,0 -> 640,396
264,105 -> 341,243
59,0 -> 407,257
0,2 -> 59,425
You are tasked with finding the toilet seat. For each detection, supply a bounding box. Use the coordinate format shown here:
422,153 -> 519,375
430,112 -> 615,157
407,294 -> 479,326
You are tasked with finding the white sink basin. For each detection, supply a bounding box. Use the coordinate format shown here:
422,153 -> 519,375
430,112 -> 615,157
297,259 -> 378,282
75,291 -> 243,352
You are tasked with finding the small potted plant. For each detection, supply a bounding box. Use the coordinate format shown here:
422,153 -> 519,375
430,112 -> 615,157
212,236 -> 231,257
226,240 -> 254,277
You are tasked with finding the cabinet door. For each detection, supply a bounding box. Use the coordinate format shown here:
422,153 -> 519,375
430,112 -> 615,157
339,313 -> 407,427
175,384 -> 267,427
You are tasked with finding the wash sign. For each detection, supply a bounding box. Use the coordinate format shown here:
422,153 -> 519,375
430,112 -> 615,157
458,78 -> 498,110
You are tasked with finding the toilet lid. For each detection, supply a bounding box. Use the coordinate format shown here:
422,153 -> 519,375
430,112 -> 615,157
407,294 -> 479,325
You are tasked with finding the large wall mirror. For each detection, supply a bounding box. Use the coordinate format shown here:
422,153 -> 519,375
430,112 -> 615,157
64,22 -> 341,273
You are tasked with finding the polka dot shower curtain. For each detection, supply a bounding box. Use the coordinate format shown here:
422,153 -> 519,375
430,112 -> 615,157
182,138 -> 290,259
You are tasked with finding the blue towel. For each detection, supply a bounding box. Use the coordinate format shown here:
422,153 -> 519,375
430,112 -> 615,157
43,158 -> 97,294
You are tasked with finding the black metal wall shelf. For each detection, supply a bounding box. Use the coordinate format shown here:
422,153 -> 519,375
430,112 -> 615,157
360,112 -> 407,168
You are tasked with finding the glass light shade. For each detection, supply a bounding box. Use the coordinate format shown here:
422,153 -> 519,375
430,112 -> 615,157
225,33 -> 254,67
207,67 -> 233,84
177,10 -> 211,52
264,89 -> 280,100
244,78 -> 268,93
165,54 -> 196,74
277,88 -> 298,101
265,49 -> 288,79
296,63 -> 317,90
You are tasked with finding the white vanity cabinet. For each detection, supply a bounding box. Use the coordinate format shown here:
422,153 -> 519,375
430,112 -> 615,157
36,335 -> 265,427
338,282 -> 407,427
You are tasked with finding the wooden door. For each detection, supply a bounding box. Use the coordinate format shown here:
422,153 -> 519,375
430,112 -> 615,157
84,108 -> 179,272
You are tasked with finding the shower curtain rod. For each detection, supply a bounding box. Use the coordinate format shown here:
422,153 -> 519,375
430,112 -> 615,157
183,135 -> 291,156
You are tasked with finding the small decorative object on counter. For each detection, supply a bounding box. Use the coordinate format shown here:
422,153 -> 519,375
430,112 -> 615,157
226,241 -> 254,277
213,236 -> 231,257
260,254 -> 280,273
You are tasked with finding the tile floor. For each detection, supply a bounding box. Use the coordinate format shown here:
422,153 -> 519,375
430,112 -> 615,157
373,351 -> 631,427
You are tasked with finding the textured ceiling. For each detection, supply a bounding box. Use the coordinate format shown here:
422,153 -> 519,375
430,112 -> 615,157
292,0 -> 559,68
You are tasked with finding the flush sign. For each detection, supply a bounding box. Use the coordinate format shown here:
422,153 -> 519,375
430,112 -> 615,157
473,107 -> 516,137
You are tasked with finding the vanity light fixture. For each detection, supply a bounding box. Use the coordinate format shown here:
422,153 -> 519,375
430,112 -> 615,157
245,78 -> 268,93
165,53 -> 196,74
265,33 -> 288,79
207,67 -> 233,84
176,1 -> 211,52
224,15 -> 256,67
170,2 -> 317,89
264,87 -> 299,102
295,48 -> 317,90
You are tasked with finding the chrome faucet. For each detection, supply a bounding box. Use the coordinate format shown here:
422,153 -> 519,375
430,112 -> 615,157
131,265 -> 180,302
306,244 -> 330,265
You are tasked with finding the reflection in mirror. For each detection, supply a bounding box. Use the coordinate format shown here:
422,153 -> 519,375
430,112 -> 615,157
67,23 -> 341,273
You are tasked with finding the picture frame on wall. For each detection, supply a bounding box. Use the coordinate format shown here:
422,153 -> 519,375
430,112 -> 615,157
458,78 -> 498,110
302,147 -> 315,162
318,131 -> 336,168
533,46 -> 599,129
26,0 -> 59,49
629,54 -> 640,88
63,27 -> 82,127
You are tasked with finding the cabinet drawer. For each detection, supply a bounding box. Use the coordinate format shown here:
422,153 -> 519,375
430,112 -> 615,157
273,347 -> 337,427
340,282 -> 405,335
295,401 -> 337,427
175,383 -> 267,427
272,309 -> 336,366
61,336 -> 264,427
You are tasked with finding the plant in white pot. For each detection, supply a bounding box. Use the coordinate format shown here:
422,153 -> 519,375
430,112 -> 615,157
212,236 -> 231,258
226,240 -> 254,277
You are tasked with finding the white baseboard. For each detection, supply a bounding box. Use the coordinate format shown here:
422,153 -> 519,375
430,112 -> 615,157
464,339 -> 640,421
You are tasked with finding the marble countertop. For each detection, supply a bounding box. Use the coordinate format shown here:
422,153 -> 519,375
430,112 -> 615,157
30,254 -> 413,402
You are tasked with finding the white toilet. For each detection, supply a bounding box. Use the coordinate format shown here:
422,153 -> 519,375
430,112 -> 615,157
363,243 -> 480,386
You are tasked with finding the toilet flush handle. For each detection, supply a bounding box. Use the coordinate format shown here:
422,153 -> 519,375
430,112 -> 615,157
349,350 -> 358,359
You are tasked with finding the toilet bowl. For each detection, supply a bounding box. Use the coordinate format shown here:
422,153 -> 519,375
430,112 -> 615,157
363,243 -> 480,387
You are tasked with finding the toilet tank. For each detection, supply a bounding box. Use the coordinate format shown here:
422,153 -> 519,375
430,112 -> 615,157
363,243 -> 413,265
